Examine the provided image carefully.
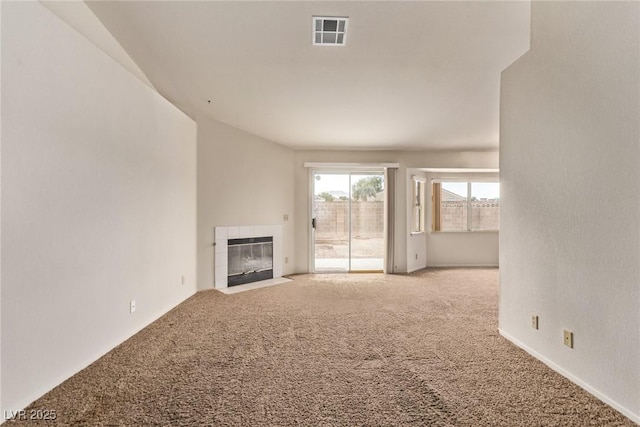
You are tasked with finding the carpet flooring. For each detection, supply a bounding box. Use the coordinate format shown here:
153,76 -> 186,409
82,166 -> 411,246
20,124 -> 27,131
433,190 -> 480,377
12,269 -> 636,426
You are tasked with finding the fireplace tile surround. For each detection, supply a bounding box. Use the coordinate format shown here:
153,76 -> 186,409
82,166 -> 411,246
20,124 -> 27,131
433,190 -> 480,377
214,225 -> 283,289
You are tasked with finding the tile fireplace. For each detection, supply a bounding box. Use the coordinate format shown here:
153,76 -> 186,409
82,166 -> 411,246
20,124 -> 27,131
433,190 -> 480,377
214,225 -> 283,289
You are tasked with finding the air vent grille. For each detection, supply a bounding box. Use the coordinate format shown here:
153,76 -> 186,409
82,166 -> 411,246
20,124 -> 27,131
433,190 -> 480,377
313,16 -> 348,46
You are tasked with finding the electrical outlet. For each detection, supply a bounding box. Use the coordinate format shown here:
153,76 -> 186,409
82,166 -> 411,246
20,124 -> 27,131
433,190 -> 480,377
285,257 -> 289,264
563,330 -> 573,348
130,300 -> 136,314
283,214 -> 289,221
181,275 -> 185,285
415,253 -> 418,260
531,315 -> 539,330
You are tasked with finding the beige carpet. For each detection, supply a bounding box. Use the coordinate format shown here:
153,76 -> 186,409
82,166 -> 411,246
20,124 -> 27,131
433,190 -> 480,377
12,269 -> 636,426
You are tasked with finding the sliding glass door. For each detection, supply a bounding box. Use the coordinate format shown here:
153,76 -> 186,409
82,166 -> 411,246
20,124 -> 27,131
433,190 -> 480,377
312,171 -> 385,272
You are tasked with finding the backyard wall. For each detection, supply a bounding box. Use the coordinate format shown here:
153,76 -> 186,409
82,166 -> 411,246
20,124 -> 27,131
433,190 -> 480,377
315,201 -> 384,238
500,1 -> 639,422
439,201 -> 499,231
2,1 -> 197,415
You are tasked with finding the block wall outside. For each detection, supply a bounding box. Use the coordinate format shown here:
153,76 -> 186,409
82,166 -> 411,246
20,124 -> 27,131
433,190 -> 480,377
441,201 -> 500,231
315,201 -> 384,239
315,201 -> 499,236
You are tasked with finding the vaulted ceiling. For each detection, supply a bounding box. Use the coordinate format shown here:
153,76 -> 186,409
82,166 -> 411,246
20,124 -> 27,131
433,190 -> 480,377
88,1 -> 530,150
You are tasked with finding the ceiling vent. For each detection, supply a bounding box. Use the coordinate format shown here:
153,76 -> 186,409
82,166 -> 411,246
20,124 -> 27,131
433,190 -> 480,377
313,16 -> 348,46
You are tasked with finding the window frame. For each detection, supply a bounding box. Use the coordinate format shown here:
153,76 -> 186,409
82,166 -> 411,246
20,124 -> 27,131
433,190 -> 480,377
432,179 -> 500,232
411,176 -> 426,234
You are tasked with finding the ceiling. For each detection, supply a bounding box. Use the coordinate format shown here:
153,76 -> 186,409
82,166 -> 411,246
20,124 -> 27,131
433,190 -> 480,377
88,1 -> 531,151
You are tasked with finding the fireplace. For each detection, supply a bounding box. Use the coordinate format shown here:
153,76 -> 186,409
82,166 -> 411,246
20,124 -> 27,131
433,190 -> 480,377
227,236 -> 273,286
214,225 -> 283,290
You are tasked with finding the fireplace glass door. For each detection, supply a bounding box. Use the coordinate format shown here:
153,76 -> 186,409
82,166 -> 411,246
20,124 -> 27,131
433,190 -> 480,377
227,237 -> 273,286
312,172 -> 384,272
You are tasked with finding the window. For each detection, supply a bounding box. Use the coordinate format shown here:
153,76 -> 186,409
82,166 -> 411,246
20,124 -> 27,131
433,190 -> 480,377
412,176 -> 426,233
432,181 -> 500,231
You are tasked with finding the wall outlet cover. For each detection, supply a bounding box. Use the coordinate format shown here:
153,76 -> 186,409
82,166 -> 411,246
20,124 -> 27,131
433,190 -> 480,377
563,330 -> 573,348
531,315 -> 539,330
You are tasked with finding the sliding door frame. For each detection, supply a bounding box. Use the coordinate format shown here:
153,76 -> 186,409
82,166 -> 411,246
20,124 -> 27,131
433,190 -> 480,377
306,163 -> 399,273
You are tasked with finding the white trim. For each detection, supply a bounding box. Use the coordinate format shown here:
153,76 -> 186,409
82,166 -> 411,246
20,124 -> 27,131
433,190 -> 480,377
348,174 -> 352,271
499,329 -> 640,425
411,177 -> 425,233
466,182 -> 472,232
421,168 -> 499,173
407,265 -> 427,273
304,162 -> 399,169
308,169 -> 315,273
432,177 -> 499,183
426,263 -> 499,268
431,230 -> 499,234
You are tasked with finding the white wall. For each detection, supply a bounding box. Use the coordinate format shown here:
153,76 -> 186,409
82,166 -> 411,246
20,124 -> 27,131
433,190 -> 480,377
1,1 -> 197,415
427,232 -> 498,267
424,172 -> 500,267
293,150 -> 498,273
500,1 -> 639,422
197,116 -> 295,290
39,1 -> 155,90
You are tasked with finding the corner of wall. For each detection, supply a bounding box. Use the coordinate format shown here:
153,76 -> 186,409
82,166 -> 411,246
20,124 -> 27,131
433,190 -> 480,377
196,116 -> 296,289
499,1 -> 640,421
39,0 -> 156,90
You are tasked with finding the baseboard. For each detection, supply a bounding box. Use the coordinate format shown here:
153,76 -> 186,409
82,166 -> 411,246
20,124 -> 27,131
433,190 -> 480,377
216,277 -> 292,294
407,264 -> 427,273
498,329 -> 640,424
